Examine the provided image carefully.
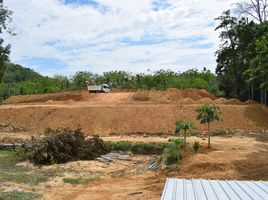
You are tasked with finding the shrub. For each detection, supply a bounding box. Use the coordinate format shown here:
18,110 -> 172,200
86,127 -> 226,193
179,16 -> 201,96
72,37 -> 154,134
105,141 -> 167,155
162,138 -> 183,165
175,120 -> 195,144
28,128 -> 109,165
193,141 -> 200,153
189,129 -> 200,136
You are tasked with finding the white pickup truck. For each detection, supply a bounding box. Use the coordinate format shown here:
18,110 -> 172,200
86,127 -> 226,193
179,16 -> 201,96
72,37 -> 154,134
88,84 -> 110,93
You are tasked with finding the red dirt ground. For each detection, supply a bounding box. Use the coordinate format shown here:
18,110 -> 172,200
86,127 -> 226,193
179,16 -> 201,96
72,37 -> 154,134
40,133 -> 268,200
1,89 -> 268,135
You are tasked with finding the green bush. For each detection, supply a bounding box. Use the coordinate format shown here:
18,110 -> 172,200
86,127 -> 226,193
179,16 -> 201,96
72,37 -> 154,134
162,138 -> 183,165
28,128 -> 109,165
106,141 -> 167,155
189,129 -> 200,136
193,141 -> 200,153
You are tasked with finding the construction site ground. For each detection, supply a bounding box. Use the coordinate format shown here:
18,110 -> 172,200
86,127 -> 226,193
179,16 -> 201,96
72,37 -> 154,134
0,133 -> 267,200
0,89 -> 268,199
1,89 -> 268,135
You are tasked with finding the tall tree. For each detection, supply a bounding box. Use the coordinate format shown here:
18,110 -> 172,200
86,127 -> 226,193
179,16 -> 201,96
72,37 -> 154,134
0,0 -> 13,82
215,9 -> 268,103
72,71 -> 94,89
215,10 -> 241,98
236,0 -> 268,23
248,34 -> 268,104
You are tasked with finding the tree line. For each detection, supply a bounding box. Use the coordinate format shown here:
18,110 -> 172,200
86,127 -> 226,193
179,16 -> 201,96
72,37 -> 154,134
215,0 -> 268,104
0,64 -> 221,101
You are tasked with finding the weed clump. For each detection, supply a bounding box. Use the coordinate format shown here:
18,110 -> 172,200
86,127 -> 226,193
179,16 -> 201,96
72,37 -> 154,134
28,128 -> 109,165
162,138 -> 183,165
193,141 -> 200,153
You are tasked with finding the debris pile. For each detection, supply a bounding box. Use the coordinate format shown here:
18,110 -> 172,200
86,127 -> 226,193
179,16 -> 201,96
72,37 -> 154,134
96,153 -> 132,164
29,128 -> 109,165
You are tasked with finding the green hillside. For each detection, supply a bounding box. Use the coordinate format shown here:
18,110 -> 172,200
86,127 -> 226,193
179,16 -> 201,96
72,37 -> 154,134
2,63 -> 43,83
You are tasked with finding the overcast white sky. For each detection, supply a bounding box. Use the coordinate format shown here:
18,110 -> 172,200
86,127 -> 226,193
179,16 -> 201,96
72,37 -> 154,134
3,0 -> 239,76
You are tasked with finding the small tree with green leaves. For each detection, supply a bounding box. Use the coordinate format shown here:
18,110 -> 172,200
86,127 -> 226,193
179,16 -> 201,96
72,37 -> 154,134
196,104 -> 222,148
175,120 -> 195,144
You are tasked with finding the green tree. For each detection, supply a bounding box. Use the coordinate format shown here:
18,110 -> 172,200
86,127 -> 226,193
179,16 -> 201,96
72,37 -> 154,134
215,8 -> 268,104
0,0 -> 13,82
196,104 -> 222,148
249,34 -> 268,104
72,71 -> 93,89
175,120 -> 195,144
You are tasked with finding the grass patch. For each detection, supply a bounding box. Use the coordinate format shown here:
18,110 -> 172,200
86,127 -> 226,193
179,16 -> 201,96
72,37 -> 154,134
63,177 -> 99,185
0,170 -> 57,185
0,150 -> 58,185
0,191 -> 41,200
105,141 -> 168,155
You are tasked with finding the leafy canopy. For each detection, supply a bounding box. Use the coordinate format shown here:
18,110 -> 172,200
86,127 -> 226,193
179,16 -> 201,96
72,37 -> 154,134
175,120 -> 194,133
196,104 -> 222,124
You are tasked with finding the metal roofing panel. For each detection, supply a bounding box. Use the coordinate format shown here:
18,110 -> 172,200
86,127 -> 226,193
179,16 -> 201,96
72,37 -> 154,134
161,178 -> 268,200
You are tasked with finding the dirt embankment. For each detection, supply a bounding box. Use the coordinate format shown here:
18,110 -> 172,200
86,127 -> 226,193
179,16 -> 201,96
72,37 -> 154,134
2,88 -> 244,105
1,89 -> 267,135
3,90 -> 88,104
0,104 -> 268,135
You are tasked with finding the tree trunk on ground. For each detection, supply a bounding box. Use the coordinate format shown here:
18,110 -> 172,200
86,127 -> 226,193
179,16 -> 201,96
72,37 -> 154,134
208,122 -> 211,149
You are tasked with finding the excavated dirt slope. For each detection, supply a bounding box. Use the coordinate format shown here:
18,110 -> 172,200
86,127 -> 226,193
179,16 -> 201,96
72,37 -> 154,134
1,89 -> 268,135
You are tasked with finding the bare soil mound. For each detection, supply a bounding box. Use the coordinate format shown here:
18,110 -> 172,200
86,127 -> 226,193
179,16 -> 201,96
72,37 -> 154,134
215,98 -> 228,104
4,90 -> 87,104
177,98 -> 195,104
197,97 -> 214,104
132,90 -> 150,101
226,98 -> 243,105
132,88 -> 216,103
181,88 -> 217,101
167,88 -> 182,101
243,99 -> 258,105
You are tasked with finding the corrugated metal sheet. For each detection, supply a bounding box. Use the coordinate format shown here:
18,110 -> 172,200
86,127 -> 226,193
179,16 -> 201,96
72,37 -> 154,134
161,178 -> 268,200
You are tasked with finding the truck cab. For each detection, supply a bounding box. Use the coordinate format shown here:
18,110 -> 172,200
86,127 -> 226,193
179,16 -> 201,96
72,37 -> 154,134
101,84 -> 110,93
